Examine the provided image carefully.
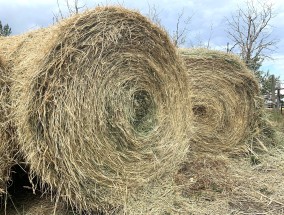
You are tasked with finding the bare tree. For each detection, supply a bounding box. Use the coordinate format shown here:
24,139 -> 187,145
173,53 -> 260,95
226,0 -> 278,71
146,3 -> 163,27
66,0 -> 86,15
171,8 -> 192,47
190,23 -> 214,48
147,5 -> 192,47
53,0 -> 86,23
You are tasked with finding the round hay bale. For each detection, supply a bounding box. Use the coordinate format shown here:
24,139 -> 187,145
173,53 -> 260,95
179,48 -> 261,153
0,56 -> 16,197
0,7 -> 192,212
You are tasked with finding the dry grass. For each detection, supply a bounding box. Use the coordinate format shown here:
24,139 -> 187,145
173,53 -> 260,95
229,145 -> 284,215
179,48 -> 267,154
266,109 -> 284,131
0,55 -> 7,196
0,6 -> 192,213
175,144 -> 284,214
0,55 -> 17,198
175,153 -> 234,195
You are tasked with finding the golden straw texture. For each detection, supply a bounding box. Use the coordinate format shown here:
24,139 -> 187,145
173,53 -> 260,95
0,7 -> 192,212
0,56 -> 16,197
180,48 -> 261,153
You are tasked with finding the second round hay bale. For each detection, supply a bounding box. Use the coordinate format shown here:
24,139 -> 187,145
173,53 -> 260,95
0,7 -> 192,212
180,48 -> 261,153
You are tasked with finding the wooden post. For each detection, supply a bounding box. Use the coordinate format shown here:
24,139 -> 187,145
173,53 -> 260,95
226,42 -> 230,53
271,75 -> 276,109
277,88 -> 281,108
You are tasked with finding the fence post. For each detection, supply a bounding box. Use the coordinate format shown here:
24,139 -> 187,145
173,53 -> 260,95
271,75 -> 276,109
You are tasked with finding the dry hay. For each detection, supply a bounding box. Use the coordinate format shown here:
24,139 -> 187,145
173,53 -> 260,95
179,48 -> 262,153
0,6 -> 192,213
174,146 -> 284,214
173,153 -> 235,215
175,153 -> 234,196
227,142 -> 284,215
118,174 -> 192,215
0,55 -> 16,198
227,147 -> 284,215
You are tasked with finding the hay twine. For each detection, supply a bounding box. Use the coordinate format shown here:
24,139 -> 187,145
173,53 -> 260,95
0,7 -> 192,212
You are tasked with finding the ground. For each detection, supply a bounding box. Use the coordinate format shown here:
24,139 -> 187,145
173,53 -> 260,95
1,110 -> 284,215
176,109 -> 284,215
177,140 -> 284,214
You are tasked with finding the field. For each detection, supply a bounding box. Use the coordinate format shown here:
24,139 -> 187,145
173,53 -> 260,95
1,110 -> 283,215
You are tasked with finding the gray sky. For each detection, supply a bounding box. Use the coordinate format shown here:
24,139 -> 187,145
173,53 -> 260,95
0,0 -> 283,81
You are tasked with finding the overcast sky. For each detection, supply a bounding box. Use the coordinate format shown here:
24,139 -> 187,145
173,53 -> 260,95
0,0 -> 283,81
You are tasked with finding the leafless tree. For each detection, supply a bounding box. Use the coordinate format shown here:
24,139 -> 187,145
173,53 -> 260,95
190,23 -> 214,48
226,0 -> 278,71
171,8 -> 192,47
53,0 -> 86,23
147,5 -> 192,47
146,3 -> 162,27
66,0 -> 86,14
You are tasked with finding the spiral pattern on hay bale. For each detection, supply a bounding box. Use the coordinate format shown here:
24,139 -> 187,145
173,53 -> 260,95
0,7 -> 192,211
180,48 -> 260,153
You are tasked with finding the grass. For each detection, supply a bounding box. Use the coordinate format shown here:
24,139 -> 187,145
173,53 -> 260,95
267,108 -> 284,130
265,108 -> 284,146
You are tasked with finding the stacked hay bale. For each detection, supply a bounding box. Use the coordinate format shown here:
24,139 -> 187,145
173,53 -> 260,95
180,48 -> 261,153
0,56 -> 16,197
0,7 -> 192,213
